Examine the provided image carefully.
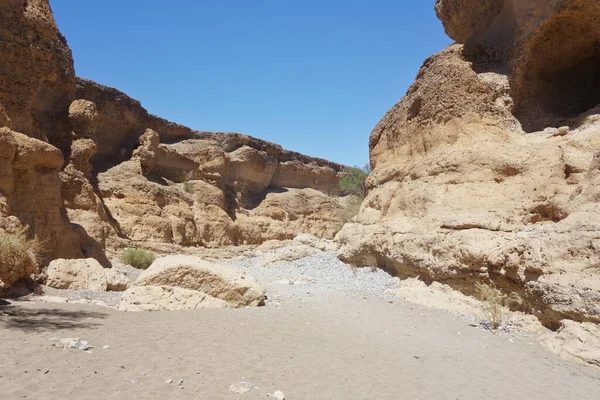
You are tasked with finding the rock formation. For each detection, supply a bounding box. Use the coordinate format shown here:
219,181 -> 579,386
119,255 -> 265,311
0,0 -> 75,152
337,0 -> 600,330
0,0 -> 349,292
46,258 -> 130,292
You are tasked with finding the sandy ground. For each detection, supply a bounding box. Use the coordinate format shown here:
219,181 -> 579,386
2,289 -> 600,400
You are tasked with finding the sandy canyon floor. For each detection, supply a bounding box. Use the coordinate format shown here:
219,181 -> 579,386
1,252 -> 600,400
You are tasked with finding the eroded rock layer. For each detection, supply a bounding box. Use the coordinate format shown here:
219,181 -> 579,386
337,0 -> 600,329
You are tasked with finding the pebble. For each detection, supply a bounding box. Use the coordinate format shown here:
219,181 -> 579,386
102,345 -> 110,350
166,379 -> 173,384
273,390 -> 286,400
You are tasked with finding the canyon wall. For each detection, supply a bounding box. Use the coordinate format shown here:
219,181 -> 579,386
0,0 -> 348,290
337,0 -> 600,329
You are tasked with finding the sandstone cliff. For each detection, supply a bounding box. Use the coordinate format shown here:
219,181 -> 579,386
0,0 -> 348,291
337,0 -> 600,329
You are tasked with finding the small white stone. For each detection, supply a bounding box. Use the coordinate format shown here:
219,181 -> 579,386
273,390 -> 286,400
166,379 -> 173,384
229,382 -> 252,394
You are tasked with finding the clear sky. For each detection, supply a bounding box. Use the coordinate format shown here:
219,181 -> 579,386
50,1 -> 451,166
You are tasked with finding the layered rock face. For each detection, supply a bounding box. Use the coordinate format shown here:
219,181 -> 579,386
73,82 -> 347,248
0,1 -> 82,272
0,0 -> 347,291
337,0 -> 600,328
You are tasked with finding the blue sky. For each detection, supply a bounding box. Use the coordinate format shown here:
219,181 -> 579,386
51,1 -> 451,166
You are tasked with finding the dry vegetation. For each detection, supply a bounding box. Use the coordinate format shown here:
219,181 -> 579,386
475,282 -> 522,329
0,226 -> 42,288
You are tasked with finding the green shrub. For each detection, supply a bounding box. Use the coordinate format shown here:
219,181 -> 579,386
339,166 -> 369,198
120,247 -> 156,269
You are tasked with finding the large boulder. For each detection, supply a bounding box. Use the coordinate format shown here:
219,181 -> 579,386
46,258 -> 108,291
46,258 -> 130,292
119,255 -> 265,311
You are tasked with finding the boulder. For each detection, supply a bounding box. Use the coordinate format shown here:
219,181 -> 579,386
540,321 -> 600,368
119,286 -> 229,312
119,255 -> 265,311
105,269 -> 131,292
46,258 -> 107,291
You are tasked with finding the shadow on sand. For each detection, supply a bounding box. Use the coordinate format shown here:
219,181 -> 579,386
0,300 -> 108,331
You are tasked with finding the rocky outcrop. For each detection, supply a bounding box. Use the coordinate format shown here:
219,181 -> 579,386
91,119 -> 347,248
435,0 -> 600,133
119,255 -> 264,311
0,128 -> 82,262
0,0 -> 75,153
75,78 -> 345,192
0,1 -> 84,290
337,0 -> 600,330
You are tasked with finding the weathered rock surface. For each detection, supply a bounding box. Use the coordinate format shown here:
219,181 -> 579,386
436,0 -> 600,133
46,258 -> 108,292
119,255 -> 265,311
94,131 -> 347,247
46,258 -> 130,292
337,1 -> 600,329
540,321 -> 600,368
0,127 -> 82,262
105,269 -> 131,292
0,0 -> 75,152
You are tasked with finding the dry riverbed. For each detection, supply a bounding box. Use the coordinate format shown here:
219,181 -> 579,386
1,245 -> 600,399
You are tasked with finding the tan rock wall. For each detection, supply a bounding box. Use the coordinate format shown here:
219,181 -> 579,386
0,0 -> 75,153
338,1 -> 600,328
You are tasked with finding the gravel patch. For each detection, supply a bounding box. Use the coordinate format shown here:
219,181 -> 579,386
226,251 -> 399,304
36,244 -> 399,308
41,286 -> 123,308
